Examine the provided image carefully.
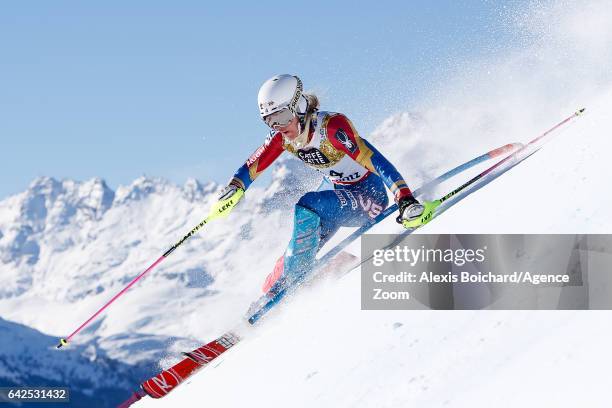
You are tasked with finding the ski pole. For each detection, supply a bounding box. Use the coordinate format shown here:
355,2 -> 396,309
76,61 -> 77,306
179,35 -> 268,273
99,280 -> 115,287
328,108 -> 585,252
405,108 -> 585,226
56,189 -> 244,349
434,108 -> 585,207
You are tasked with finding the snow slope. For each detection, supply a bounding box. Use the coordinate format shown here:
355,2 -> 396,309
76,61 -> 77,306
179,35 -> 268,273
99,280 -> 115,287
1,0 -> 611,407
139,87 -> 611,408
139,1 -> 612,407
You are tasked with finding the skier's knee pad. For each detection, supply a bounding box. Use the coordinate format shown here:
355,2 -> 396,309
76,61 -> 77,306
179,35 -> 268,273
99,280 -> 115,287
281,205 -> 321,282
288,205 -> 321,256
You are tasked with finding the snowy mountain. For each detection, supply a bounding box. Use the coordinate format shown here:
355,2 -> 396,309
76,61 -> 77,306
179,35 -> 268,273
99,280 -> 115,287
140,80 -> 612,408
0,317 -> 142,407
0,158 -> 317,334
0,157 -> 332,407
2,1 -> 612,407
139,1 -> 611,407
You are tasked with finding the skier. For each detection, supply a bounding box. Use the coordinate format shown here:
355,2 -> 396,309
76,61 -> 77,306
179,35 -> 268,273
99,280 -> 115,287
218,74 -> 434,295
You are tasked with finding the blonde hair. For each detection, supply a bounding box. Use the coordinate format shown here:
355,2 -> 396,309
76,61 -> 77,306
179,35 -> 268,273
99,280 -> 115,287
304,93 -> 320,114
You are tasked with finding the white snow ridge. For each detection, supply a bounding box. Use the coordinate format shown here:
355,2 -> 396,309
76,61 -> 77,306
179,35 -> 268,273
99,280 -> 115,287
1,1 -> 612,407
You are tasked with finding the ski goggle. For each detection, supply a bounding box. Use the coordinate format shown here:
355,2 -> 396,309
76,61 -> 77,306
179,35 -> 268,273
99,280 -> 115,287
263,107 -> 295,129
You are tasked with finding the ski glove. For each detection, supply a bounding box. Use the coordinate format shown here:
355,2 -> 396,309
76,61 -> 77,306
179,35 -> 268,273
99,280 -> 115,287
210,183 -> 244,220
396,196 -> 436,229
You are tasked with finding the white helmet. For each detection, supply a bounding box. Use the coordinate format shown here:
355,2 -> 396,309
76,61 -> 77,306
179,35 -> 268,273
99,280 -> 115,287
257,74 -> 308,119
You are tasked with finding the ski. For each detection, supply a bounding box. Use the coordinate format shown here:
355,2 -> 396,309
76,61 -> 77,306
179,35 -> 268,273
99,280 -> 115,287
118,332 -> 240,407
142,332 -> 239,398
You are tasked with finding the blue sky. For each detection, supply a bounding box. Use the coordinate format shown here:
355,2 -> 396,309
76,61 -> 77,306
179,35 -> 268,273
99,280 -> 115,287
0,1 -> 528,199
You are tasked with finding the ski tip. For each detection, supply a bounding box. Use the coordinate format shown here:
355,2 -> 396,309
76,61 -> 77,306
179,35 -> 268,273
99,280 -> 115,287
117,389 -> 146,408
56,338 -> 68,349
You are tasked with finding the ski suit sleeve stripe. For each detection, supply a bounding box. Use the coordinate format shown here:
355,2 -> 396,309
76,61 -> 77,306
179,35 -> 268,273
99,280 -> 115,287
325,113 -> 413,201
229,132 -> 284,190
